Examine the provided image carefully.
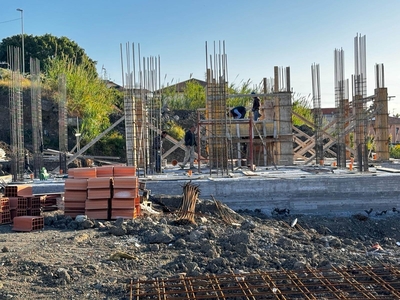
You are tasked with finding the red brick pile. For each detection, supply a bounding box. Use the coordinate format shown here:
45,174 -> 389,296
65,166 -> 142,220
1,185 -> 59,216
0,184 -> 49,231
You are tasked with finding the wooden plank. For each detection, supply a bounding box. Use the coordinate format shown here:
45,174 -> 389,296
376,167 -> 400,173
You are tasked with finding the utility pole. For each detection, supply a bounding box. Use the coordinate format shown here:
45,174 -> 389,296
16,8 -> 24,74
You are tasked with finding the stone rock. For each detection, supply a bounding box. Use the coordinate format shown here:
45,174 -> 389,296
241,220 -> 256,230
56,268 -> 71,284
229,232 -> 251,245
245,253 -> 262,268
326,236 -> 342,248
277,236 -> 294,248
174,238 -> 186,248
188,230 -> 203,242
81,220 -> 94,229
234,243 -> 249,256
149,244 -> 160,251
75,215 -> 87,223
147,232 -> 174,244
293,260 -> 307,269
108,225 -> 127,236
114,218 -> 125,227
73,233 -> 90,243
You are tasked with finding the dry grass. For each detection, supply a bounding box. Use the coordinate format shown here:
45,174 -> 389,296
0,78 -> 32,89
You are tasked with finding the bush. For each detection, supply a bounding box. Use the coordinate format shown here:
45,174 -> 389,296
88,131 -> 125,159
390,144 -> 400,159
166,122 -> 185,141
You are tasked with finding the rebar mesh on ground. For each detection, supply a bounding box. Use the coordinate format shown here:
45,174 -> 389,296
128,264 -> 400,299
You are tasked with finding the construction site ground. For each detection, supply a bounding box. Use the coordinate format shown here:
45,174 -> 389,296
0,196 -> 400,299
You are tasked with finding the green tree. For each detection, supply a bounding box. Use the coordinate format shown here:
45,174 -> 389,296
0,34 -> 96,76
165,121 -> 185,141
45,56 -> 116,142
165,79 -> 206,110
227,79 -> 253,107
390,144 -> 400,158
183,80 -> 206,109
292,93 -> 313,126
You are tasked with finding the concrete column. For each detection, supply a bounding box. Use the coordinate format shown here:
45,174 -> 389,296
276,92 -> 293,165
374,87 -> 389,161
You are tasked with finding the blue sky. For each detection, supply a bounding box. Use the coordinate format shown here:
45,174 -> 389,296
2,0 -> 400,113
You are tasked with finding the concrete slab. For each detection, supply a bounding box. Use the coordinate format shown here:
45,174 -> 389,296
143,164 -> 400,216
5,164 -> 400,217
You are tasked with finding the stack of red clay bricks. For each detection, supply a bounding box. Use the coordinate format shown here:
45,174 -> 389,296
3,185 -> 43,219
0,185 -> 44,231
65,165 -> 141,220
0,197 -> 11,224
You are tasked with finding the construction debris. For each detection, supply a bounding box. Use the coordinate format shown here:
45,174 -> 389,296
212,195 -> 243,225
0,196 -> 400,298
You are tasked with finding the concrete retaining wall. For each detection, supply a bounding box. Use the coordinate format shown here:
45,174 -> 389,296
145,173 -> 400,216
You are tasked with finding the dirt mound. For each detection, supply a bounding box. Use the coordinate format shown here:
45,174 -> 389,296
0,198 -> 399,299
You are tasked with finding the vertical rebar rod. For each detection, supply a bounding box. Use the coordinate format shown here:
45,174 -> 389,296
334,49 -> 347,168
8,46 -> 24,181
30,57 -> 43,178
353,34 -> 368,171
312,63 -> 323,164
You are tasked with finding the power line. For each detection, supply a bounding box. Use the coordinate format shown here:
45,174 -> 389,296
0,18 -> 20,24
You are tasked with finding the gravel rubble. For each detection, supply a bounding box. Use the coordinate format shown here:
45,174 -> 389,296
0,197 -> 399,299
